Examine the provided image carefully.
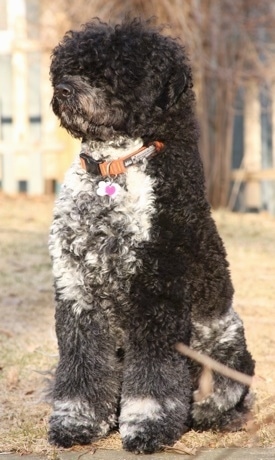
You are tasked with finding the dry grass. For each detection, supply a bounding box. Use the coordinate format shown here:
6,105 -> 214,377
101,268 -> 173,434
0,195 -> 275,454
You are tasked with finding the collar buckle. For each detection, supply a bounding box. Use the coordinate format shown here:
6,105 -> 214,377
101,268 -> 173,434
80,153 -> 102,175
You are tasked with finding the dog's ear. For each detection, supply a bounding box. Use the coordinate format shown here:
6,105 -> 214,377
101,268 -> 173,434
156,68 -> 188,110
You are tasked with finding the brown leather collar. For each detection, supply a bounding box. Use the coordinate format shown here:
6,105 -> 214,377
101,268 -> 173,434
80,141 -> 164,177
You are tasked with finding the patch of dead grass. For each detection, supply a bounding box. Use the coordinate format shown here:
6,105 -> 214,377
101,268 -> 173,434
0,195 -> 275,453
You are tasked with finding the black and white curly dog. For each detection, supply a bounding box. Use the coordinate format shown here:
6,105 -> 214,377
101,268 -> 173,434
48,18 -> 255,453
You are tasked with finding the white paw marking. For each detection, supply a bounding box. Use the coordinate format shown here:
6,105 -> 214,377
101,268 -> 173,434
119,397 -> 163,439
52,399 -> 114,435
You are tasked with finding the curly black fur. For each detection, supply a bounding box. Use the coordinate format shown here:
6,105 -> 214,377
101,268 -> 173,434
50,18 -> 193,142
48,18 -> 255,454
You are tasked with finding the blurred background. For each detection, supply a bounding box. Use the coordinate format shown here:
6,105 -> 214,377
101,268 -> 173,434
1,0 -> 275,212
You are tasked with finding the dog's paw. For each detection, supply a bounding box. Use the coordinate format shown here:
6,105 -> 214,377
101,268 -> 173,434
119,396 -> 189,453
48,399 -> 116,448
48,421 -> 96,448
192,400 -> 248,432
121,420 -> 176,454
191,383 -> 251,431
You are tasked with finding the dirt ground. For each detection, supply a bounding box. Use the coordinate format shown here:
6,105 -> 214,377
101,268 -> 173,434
0,194 -> 275,455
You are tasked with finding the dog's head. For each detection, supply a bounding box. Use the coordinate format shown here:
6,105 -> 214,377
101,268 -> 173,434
50,18 -> 193,142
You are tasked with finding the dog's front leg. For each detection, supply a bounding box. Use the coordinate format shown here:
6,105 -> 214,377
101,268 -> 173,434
48,301 -> 120,448
119,314 -> 192,453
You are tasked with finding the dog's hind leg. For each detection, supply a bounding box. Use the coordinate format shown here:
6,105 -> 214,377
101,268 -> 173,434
48,300 -> 120,448
190,306 -> 255,431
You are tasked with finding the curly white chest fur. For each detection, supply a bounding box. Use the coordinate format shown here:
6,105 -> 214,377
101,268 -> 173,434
49,138 -> 156,315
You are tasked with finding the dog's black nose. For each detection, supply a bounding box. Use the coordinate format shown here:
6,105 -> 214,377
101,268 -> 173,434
55,83 -> 72,99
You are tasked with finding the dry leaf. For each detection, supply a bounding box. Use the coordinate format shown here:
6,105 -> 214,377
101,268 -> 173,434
25,390 -> 35,396
244,417 -> 259,434
165,441 -> 197,455
6,366 -> 20,390
0,329 -> 13,338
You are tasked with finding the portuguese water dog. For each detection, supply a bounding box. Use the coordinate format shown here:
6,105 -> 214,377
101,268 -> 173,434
48,18 -> 255,453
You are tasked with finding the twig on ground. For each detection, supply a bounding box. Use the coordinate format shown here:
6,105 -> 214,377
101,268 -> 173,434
76,446 -> 97,459
175,342 -> 254,387
193,365 -> 214,402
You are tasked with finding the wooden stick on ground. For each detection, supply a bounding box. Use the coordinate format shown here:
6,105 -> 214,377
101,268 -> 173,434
175,342 -> 253,387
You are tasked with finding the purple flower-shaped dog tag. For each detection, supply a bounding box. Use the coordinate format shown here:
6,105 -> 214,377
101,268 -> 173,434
96,181 -> 120,198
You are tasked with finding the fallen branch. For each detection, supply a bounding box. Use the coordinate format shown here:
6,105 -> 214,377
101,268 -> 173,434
175,342 -> 253,387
